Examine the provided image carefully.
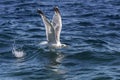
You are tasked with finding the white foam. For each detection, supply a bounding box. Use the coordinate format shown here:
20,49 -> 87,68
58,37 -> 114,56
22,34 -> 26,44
39,41 -> 48,45
12,47 -> 25,58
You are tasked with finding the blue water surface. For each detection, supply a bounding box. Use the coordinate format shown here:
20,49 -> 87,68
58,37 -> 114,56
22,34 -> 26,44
0,0 -> 120,80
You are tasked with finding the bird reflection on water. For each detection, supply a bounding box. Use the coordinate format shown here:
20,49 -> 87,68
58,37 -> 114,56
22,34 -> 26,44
45,51 -> 67,74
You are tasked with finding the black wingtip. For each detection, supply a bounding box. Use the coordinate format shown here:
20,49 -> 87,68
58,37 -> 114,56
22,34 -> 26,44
54,6 -> 60,13
37,9 -> 44,15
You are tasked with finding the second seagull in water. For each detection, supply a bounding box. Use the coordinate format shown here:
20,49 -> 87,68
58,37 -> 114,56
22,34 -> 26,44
37,7 -> 66,48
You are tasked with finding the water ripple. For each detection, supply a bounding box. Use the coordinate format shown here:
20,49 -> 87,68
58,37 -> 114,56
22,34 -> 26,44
0,0 -> 120,80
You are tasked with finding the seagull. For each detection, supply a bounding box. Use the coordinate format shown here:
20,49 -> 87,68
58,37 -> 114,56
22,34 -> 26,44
37,7 -> 66,48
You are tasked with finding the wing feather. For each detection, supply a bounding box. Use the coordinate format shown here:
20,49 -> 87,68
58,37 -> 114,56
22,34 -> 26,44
37,9 -> 56,43
52,7 -> 62,43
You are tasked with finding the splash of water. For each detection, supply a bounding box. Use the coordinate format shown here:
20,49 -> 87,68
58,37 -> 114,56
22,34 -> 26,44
12,40 -> 25,58
12,48 -> 25,58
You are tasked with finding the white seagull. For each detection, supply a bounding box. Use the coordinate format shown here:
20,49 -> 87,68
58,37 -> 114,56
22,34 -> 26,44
37,7 -> 66,48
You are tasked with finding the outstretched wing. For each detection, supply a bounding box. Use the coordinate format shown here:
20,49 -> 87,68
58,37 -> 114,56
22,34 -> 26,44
37,9 -> 57,43
52,7 -> 62,43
